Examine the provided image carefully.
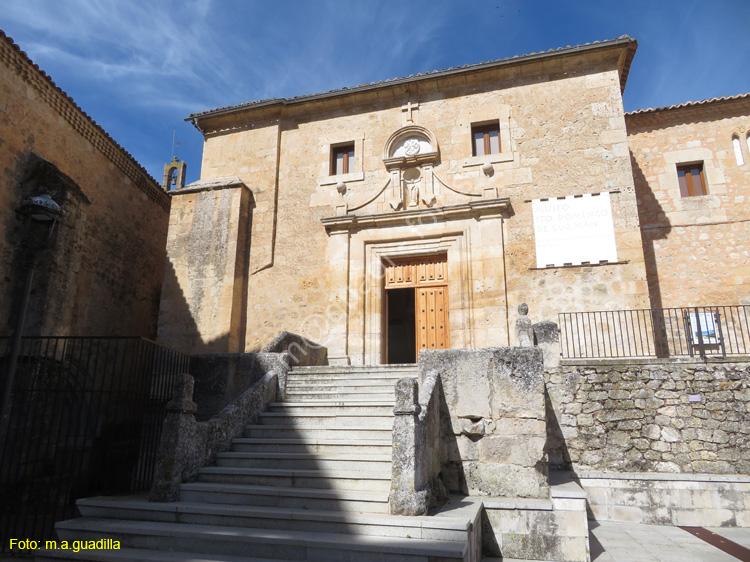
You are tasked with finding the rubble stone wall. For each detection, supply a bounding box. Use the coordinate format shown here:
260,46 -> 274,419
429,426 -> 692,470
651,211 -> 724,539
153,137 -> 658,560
545,360 -> 750,474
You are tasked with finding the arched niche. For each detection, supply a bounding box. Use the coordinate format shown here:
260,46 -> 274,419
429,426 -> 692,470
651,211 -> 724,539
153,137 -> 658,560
382,125 -> 439,171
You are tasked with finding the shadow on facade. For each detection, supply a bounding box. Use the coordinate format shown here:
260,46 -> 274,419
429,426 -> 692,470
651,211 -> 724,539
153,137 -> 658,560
631,151 -> 674,356
631,150 -> 671,312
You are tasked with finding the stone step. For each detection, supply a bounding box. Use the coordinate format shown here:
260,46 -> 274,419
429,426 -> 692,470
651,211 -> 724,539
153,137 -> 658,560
286,379 -> 399,389
267,401 -> 395,414
287,372 -> 414,382
38,364 -> 477,562
55,518 -> 466,562
215,451 -> 391,471
290,365 -> 417,374
36,548 -> 274,562
75,497 -> 469,540
180,482 -> 390,513
272,398 -> 396,404
258,412 -> 392,427
286,378 -> 404,389
196,466 -> 391,491
285,392 -> 396,402
243,424 -> 392,439
230,437 -> 391,455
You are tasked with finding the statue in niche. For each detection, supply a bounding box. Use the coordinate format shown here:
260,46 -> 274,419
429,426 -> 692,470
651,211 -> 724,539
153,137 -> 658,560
403,168 -> 421,208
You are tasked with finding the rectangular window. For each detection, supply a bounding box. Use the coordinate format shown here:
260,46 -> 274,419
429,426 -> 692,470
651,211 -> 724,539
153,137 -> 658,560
472,123 -> 500,156
331,143 -> 355,175
677,163 -> 707,197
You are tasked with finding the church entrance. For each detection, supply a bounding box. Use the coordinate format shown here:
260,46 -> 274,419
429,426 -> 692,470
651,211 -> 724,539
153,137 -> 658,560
384,255 -> 449,364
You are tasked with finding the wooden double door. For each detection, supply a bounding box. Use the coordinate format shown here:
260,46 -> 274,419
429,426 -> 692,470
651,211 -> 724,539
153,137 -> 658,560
384,255 -> 449,364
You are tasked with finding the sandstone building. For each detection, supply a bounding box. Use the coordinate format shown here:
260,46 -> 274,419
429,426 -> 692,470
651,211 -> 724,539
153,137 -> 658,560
627,95 -> 750,310
158,35 -> 749,363
159,37 -> 649,359
0,30 -> 170,339
0,29 -> 747,561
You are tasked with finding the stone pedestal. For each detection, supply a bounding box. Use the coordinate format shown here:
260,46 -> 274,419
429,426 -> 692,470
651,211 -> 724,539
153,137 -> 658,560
389,378 -> 428,515
150,374 -> 198,502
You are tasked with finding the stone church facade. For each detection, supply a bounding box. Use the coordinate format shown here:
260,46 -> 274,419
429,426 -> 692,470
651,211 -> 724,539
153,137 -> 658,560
159,37 -> 653,360
2,30 -> 749,559
158,36 -> 749,363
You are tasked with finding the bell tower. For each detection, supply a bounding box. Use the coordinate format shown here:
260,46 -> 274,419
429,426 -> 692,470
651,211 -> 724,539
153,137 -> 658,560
162,157 -> 186,191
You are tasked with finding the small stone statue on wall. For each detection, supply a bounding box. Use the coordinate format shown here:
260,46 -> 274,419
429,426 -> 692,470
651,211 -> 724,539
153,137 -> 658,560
516,302 -> 534,347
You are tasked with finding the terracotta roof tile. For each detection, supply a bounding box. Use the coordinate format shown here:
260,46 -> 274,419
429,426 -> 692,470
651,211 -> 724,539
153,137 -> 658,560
189,36 -> 636,121
0,30 -> 166,206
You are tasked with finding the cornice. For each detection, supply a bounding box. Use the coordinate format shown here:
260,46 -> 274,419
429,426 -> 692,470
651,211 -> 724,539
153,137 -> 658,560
190,36 -> 637,128
321,198 -> 510,233
0,31 -> 170,211
172,176 -> 250,195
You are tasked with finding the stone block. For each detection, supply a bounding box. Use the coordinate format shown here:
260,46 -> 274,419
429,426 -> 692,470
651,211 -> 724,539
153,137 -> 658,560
501,533 -> 570,562
456,435 -> 479,461
464,461 -> 548,498
612,505 -> 644,523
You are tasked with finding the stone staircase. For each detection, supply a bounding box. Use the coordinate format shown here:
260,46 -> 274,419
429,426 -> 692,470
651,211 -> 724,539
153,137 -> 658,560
39,365 -> 476,562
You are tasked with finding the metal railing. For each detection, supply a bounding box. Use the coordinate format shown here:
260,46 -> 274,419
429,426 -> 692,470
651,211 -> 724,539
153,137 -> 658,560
0,336 -> 189,552
559,305 -> 750,359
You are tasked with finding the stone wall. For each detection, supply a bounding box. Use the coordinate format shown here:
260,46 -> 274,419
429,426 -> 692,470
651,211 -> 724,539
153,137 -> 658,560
420,347 -> 549,499
545,360 -> 750,474
150,367 -> 283,502
190,333 -> 327,421
483,479 -> 590,562
157,178 -> 251,354
576,471 -> 750,527
186,39 -> 650,362
627,96 -> 750,309
190,353 -> 285,421
0,32 -> 169,338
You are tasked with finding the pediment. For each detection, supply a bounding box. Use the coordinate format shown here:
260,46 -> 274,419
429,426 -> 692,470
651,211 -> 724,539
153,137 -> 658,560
382,125 -> 439,170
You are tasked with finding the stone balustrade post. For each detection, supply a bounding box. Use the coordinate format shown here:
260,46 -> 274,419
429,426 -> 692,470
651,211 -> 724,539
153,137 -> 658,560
389,377 -> 429,515
150,373 -> 198,502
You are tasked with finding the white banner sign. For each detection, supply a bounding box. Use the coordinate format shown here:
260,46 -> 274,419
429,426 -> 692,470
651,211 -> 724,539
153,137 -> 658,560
532,192 -> 618,268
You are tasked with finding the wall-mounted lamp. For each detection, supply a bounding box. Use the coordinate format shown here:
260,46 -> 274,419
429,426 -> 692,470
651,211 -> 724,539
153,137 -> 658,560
0,189 -> 63,456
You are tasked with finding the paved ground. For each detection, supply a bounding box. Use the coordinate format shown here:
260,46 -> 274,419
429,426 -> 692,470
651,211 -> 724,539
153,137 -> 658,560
591,521 -> 750,562
2,522 -> 748,561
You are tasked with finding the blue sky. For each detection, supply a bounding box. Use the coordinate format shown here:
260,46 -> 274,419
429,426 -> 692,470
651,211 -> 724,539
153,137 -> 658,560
2,0 -> 748,184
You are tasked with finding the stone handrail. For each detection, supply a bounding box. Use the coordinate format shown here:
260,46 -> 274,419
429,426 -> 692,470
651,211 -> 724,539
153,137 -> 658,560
149,354 -> 288,502
389,371 -> 446,515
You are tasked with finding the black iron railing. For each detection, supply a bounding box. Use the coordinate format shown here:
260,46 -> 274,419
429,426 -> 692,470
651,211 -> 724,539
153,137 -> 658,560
0,337 -> 189,552
559,306 -> 750,359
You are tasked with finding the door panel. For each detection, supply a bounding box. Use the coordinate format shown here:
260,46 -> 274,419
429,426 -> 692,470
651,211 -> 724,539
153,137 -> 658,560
384,254 -> 446,289
384,254 -> 449,363
416,286 -> 449,354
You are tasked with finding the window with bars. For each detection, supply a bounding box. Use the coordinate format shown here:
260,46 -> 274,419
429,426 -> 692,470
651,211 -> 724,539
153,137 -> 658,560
330,143 -> 355,175
677,163 -> 707,197
471,122 -> 500,156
